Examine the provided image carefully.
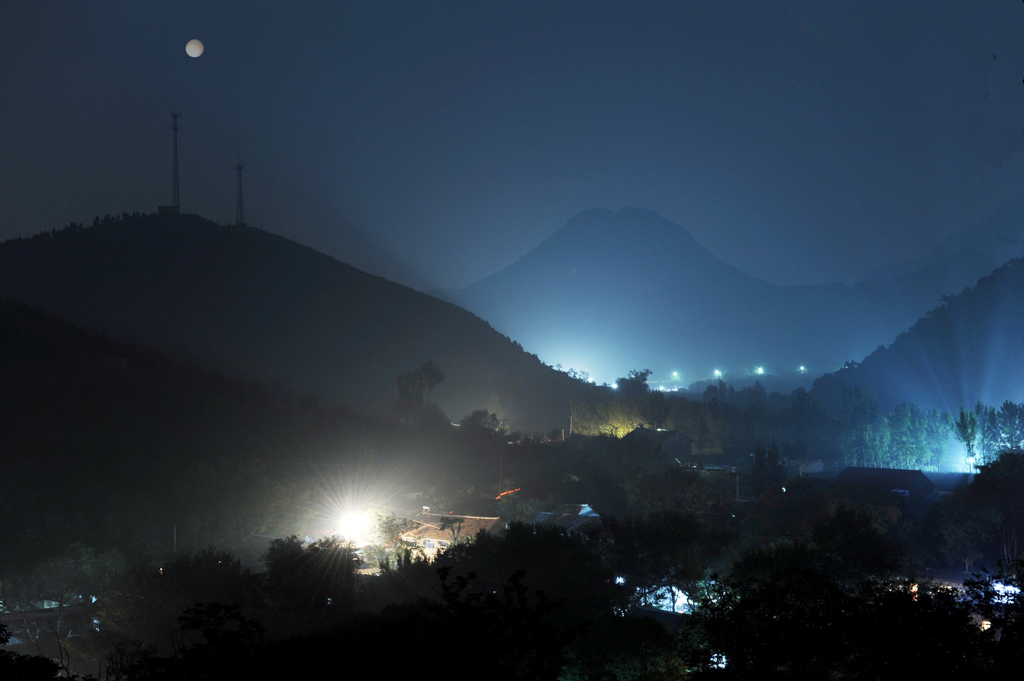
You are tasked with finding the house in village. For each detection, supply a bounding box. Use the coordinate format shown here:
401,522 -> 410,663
526,503 -> 601,533
402,513 -> 504,561
400,504 -> 601,561
924,471 -> 974,499
836,467 -> 937,502
623,428 -> 693,461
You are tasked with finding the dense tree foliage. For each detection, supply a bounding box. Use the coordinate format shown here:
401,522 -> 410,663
970,451 -> 1024,562
569,379 -> 1024,477
691,571 -> 991,679
99,548 -> 262,654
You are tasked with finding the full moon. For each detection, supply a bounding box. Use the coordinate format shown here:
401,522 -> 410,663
185,39 -> 204,58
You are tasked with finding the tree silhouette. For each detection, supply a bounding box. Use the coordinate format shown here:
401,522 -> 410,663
751,441 -> 783,498
0,623 -> 62,679
439,516 -> 466,544
394,360 -> 445,421
997,401 -> 1024,452
970,451 -> 1024,562
420,359 -> 444,396
460,409 -> 500,433
954,407 -> 979,471
263,535 -> 358,623
615,369 -> 652,399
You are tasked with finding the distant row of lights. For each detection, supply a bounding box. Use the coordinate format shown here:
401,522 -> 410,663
591,366 -> 810,389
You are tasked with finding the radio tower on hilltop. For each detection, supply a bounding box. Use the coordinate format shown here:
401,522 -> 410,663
234,161 -> 246,226
171,113 -> 181,208
158,112 -> 182,215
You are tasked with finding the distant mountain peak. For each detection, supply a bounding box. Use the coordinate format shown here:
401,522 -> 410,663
443,205 -> 1014,388
513,206 -> 728,274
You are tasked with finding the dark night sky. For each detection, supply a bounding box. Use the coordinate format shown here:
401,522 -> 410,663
3,1 -> 1024,290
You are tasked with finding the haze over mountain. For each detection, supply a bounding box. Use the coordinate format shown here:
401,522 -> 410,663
0,214 -> 586,431
860,187 -> 1024,283
812,256 -> 1024,414
312,218 -> 436,292
443,207 -> 1004,387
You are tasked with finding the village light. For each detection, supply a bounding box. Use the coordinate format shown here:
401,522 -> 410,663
338,511 -> 371,545
992,582 -> 1021,604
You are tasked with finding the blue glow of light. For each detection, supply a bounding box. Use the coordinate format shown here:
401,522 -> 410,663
640,585 -> 692,613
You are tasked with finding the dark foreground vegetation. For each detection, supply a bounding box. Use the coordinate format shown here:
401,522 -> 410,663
4,297 -> 1024,679
4,521 -> 1024,679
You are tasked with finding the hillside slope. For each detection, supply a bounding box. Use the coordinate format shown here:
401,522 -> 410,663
812,257 -> 1024,412
0,213 -> 584,429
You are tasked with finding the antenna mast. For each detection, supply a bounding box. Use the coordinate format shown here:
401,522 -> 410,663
171,112 -> 181,209
158,113 -> 183,216
234,162 -> 245,226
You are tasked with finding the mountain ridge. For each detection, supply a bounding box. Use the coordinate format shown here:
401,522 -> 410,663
812,255 -> 1024,413
860,187 -> 1024,283
0,213 -> 586,430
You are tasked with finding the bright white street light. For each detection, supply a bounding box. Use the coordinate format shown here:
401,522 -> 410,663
338,511 -> 371,545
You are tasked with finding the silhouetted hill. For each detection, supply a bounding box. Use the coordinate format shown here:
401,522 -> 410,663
0,214 -> 584,430
812,257 -> 1024,413
442,207 -> 981,386
0,296 -> 320,566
